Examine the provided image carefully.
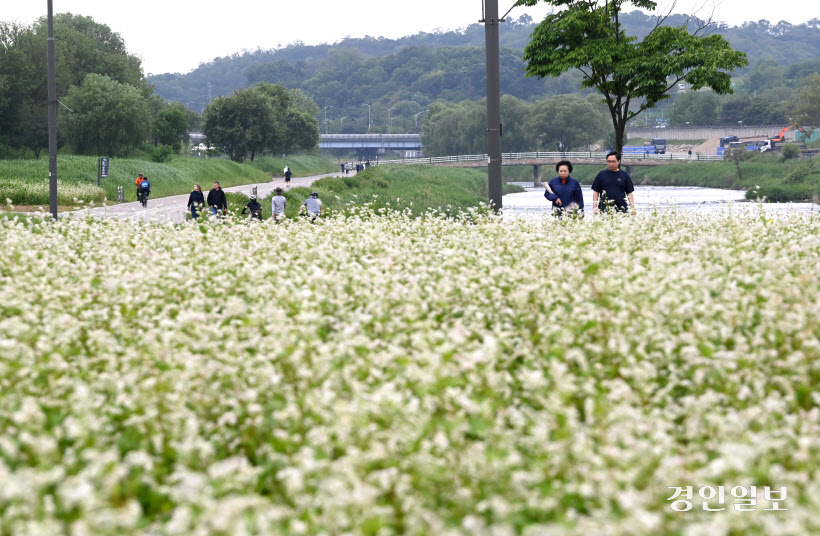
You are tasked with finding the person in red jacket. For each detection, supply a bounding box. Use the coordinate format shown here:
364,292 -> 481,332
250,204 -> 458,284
135,173 -> 145,198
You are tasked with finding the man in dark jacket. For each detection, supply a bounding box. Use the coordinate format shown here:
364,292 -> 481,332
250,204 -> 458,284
592,151 -> 636,215
207,182 -> 227,217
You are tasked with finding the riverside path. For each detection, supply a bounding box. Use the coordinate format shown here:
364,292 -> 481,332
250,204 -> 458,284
71,171 -> 350,223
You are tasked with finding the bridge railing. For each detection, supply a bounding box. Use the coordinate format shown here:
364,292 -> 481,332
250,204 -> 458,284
383,150 -> 724,164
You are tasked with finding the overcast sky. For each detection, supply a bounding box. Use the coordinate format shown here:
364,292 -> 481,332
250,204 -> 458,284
4,1 -> 815,75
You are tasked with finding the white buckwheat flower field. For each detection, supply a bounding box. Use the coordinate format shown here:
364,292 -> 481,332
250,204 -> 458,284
1,209 -> 818,535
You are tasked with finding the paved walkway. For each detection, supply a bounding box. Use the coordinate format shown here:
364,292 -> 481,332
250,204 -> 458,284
72,171 -> 354,223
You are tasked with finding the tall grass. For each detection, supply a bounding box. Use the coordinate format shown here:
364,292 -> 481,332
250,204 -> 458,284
0,177 -> 106,206
257,165 -> 525,218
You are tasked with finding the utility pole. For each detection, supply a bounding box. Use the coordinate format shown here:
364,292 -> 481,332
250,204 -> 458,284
482,0 -> 503,213
47,0 -> 58,220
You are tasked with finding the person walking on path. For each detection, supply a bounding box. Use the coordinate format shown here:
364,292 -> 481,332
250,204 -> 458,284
592,151 -> 636,215
544,160 -> 584,217
272,187 -> 287,222
207,181 -> 228,217
284,166 -> 292,188
187,184 -> 205,220
300,191 -> 322,222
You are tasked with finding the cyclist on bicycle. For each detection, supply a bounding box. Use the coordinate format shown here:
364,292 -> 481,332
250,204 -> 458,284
137,176 -> 151,207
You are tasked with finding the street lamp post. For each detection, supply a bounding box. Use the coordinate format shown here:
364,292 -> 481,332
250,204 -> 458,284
324,105 -> 333,134
414,110 -> 426,127
388,107 -> 396,132
362,104 -> 371,130
47,0 -> 58,220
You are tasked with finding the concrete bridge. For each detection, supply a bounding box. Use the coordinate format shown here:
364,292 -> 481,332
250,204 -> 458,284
319,134 -> 422,157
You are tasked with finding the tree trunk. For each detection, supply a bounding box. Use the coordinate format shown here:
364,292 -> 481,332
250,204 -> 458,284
615,128 -> 625,155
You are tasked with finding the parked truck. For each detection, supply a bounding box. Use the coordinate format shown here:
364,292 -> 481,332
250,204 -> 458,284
757,139 -> 776,152
719,135 -> 739,148
651,138 -> 667,154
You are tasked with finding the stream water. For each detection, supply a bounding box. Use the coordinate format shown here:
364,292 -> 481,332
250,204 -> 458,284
502,185 -> 820,216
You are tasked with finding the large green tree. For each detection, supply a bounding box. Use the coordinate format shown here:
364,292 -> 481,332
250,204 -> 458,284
284,110 -> 319,155
0,14 -> 146,158
203,83 -> 286,162
0,22 -> 47,157
667,90 -> 720,126
524,94 -> 609,151
203,83 -> 320,161
61,74 -> 152,156
153,105 -> 189,152
792,73 -> 820,141
420,100 -> 486,156
421,97 -> 541,155
41,13 -> 147,95
519,0 -> 748,153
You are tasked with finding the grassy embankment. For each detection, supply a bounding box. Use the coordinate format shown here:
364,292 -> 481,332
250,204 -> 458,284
0,155 -> 338,207
237,165 -> 525,220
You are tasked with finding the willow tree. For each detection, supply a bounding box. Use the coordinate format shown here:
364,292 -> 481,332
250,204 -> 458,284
518,0 -> 748,153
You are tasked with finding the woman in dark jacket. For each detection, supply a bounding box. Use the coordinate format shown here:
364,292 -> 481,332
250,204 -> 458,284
544,160 -> 584,217
187,184 -> 205,219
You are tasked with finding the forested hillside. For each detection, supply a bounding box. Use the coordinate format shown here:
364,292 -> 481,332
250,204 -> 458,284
149,12 -> 820,134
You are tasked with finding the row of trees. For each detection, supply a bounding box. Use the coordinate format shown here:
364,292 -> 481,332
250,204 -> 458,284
0,14 -> 197,158
0,14 -> 320,160
661,61 -> 820,128
420,65 -> 820,158
421,94 -> 611,156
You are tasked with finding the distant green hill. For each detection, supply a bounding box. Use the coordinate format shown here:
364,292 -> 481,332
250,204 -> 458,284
148,12 -> 820,122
